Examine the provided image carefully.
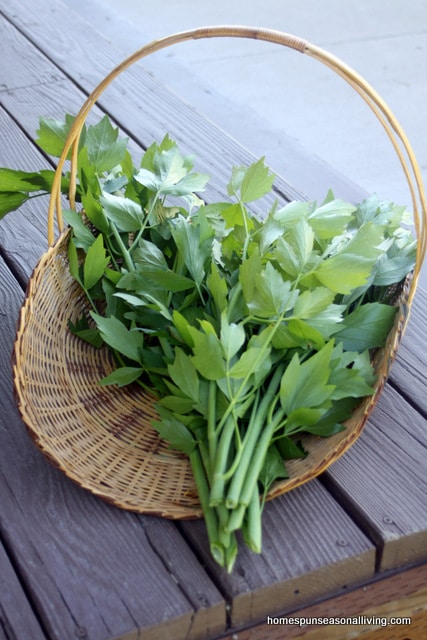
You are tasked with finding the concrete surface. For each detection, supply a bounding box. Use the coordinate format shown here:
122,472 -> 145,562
66,0 -> 427,285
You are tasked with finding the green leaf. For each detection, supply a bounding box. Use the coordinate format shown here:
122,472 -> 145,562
171,215 -> 212,285
136,144 -> 209,197
67,238 -> 83,287
275,437 -> 307,460
157,395 -> 195,413
83,233 -> 109,290
85,116 -> 128,173
280,341 -> 335,414
140,270 -> 196,292
91,313 -> 144,363
207,263 -> 228,313
100,192 -> 144,231
0,168 -> 53,193
63,209 -> 96,250
329,367 -> 374,400
81,191 -> 110,235
168,349 -> 200,403
238,158 -> 275,203
244,262 -> 296,318
239,249 -> 262,304
272,319 -> 325,350
274,219 -> 314,277
152,411 -> 196,454
293,288 -> 336,319
172,310 -> 195,347
273,200 -> 311,226
285,407 -> 327,434
133,238 -> 168,270
314,254 -> 375,294
305,303 -> 346,338
68,317 -> 103,348
220,313 -> 246,361
308,199 -> 356,238
36,114 -> 78,157
335,302 -> 397,352
228,346 -> 271,379
258,445 -> 288,494
372,254 -> 416,286
189,328 -> 226,380
302,397 -> 357,436
314,223 -> 384,293
0,192 -> 29,218
98,367 -> 144,387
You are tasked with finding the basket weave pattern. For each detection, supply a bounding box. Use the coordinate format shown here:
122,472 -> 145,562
12,26 -> 427,519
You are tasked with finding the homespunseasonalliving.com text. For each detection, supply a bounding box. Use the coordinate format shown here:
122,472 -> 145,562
267,615 -> 411,627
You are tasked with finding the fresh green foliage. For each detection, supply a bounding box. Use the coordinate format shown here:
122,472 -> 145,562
0,114 -> 416,573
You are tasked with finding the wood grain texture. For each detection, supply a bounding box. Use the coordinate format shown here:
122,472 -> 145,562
220,562 -> 427,639
182,480 -> 375,628
0,0 -> 320,207
389,287 -> 427,416
0,539 -> 46,640
0,13 -> 58,92
323,383 -> 427,572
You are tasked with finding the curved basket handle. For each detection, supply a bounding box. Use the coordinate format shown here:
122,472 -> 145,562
48,25 -> 427,305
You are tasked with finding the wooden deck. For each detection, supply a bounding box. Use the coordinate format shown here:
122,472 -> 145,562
0,1 -> 426,638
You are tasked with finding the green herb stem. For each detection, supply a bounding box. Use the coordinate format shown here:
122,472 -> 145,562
129,192 -> 160,252
225,365 -> 284,509
110,222 -> 135,272
209,414 -> 237,507
242,484 -> 262,553
238,404 -> 286,508
189,448 -> 224,567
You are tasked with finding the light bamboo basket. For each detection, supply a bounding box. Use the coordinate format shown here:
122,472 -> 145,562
13,27 -> 427,519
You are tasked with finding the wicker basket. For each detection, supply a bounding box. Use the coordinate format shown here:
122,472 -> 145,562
13,27 -> 427,519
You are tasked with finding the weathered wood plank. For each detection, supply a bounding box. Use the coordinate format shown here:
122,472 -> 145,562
5,0 -> 370,207
0,253 -> 226,640
220,562 -> 427,639
389,287 -> 427,416
323,383 -> 427,572
0,0 -> 313,207
0,13 -> 58,93
182,480 -> 375,629
0,539 -> 46,640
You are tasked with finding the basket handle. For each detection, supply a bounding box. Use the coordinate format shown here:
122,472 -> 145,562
48,25 -> 427,303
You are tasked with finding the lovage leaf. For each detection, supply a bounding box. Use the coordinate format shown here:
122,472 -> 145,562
0,168 -> 54,193
308,199 -> 356,238
100,192 -> 144,232
280,340 -> 336,415
189,327 -> 226,380
91,313 -> 144,364
238,157 -> 275,203
0,192 -> 29,218
335,302 -> 397,352
99,366 -> 144,387
85,116 -> 128,173
171,215 -> 213,286
167,348 -> 200,403
83,233 -> 110,290
220,314 -> 246,361
152,410 -> 196,454
274,219 -> 314,277
244,262 -> 296,319
36,114 -> 79,157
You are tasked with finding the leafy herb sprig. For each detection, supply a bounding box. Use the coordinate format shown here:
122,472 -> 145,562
0,115 -> 416,571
